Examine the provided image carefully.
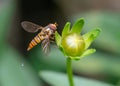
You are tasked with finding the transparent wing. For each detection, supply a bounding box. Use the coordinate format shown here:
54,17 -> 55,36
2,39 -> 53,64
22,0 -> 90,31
21,21 -> 43,33
41,38 -> 50,55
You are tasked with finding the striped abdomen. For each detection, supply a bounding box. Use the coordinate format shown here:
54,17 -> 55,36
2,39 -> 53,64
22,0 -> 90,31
27,33 -> 45,51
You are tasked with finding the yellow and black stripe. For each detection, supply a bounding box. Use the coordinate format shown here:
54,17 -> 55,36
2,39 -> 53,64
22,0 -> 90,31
27,33 -> 45,51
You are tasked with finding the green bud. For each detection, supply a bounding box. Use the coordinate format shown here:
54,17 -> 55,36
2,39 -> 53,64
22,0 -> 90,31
55,18 -> 101,60
61,33 -> 85,57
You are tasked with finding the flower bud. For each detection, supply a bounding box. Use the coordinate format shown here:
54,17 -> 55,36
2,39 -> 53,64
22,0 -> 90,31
61,33 -> 85,57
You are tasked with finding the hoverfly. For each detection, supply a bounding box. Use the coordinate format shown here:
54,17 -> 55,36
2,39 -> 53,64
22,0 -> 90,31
21,21 -> 57,54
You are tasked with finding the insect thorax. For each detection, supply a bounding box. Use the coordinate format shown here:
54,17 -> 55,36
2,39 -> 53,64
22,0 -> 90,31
45,27 -> 54,35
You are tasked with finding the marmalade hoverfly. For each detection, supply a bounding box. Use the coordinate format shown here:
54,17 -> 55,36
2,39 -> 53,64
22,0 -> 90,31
21,21 -> 57,54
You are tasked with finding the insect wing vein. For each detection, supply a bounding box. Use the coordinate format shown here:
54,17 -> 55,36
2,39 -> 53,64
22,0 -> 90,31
42,39 -> 50,54
21,21 -> 43,33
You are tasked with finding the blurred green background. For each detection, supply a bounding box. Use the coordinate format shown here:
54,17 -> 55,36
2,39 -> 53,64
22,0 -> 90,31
0,0 -> 120,86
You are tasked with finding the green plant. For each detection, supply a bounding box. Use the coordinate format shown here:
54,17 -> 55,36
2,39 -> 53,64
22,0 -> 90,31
55,18 -> 101,86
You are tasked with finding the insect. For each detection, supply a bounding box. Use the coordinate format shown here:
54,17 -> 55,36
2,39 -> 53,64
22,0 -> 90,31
21,21 -> 57,54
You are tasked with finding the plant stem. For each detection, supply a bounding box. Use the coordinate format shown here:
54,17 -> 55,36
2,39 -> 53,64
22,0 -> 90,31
67,57 -> 74,86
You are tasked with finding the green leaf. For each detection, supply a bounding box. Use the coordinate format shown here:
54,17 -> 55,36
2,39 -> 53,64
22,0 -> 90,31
82,28 -> 101,49
39,70 -> 113,86
55,31 -> 62,47
62,22 -> 71,37
0,45 -> 42,86
58,45 -> 67,57
69,49 -> 96,60
80,49 -> 96,58
55,32 -> 66,55
71,18 -> 84,34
